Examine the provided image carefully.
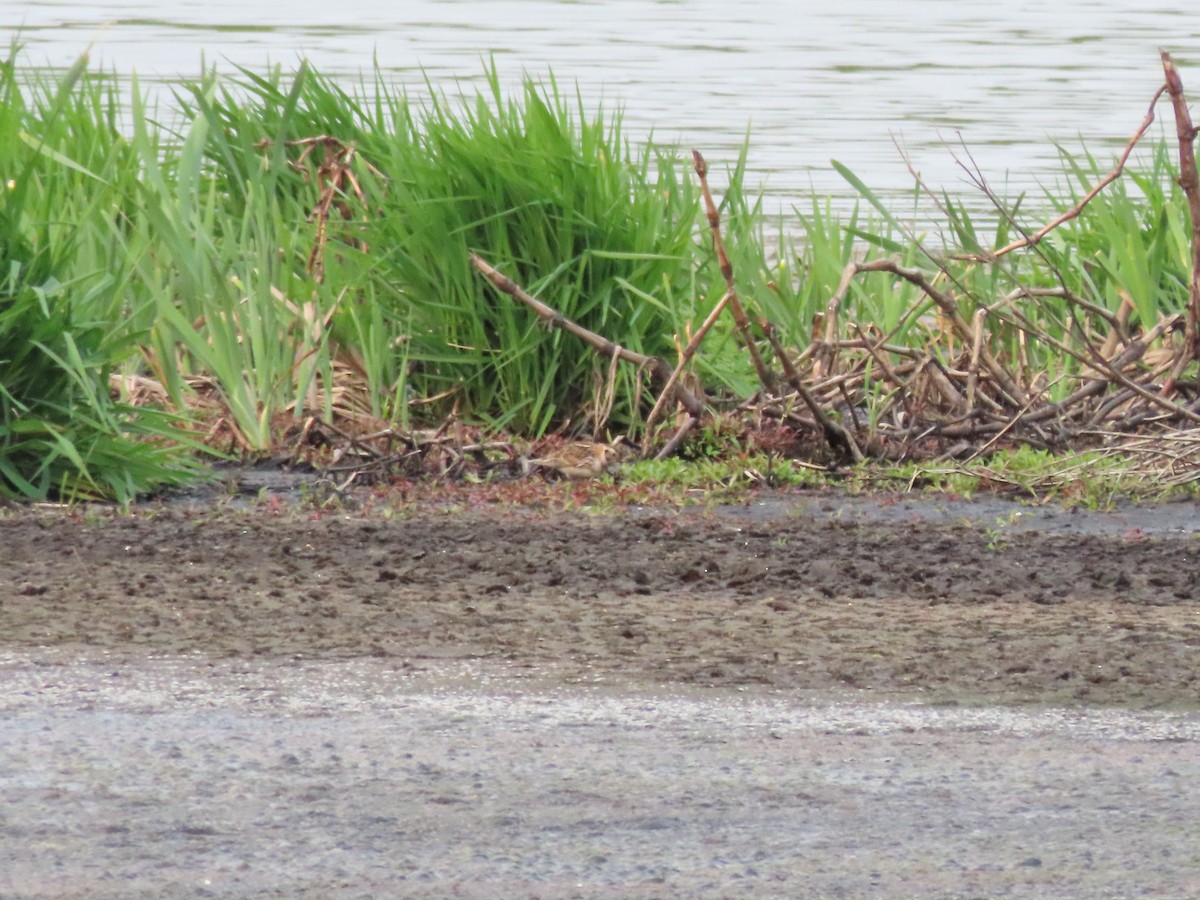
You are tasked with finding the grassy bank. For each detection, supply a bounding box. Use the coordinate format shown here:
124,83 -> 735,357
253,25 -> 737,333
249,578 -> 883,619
2,48 -> 1198,503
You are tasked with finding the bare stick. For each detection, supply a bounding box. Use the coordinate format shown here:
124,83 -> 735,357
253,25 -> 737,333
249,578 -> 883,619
691,151 -> 857,459
1161,51 -> 1200,362
692,150 -> 777,392
965,308 -> 986,414
759,319 -> 863,461
812,262 -> 858,378
655,415 -> 699,461
470,253 -> 708,420
643,289 -> 730,439
953,84 -> 1166,263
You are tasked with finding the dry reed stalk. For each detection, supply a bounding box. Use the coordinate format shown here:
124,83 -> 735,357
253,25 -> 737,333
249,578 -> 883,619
642,290 -> 728,441
262,135 -> 383,283
763,317 -> 863,460
691,150 -> 777,393
952,85 -> 1166,264
1160,51 -> 1200,364
774,60 -> 1200,462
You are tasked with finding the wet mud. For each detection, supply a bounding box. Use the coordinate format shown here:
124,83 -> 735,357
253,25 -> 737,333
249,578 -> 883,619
3,491 -> 1198,708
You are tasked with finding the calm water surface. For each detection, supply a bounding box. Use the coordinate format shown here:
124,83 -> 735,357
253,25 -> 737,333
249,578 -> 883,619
8,1 -> 1200,221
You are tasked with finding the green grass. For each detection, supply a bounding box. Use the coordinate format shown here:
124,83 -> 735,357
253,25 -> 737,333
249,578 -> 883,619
1,50 -> 768,497
168,60 -> 761,435
0,48 -> 206,502
2,48 -> 1197,503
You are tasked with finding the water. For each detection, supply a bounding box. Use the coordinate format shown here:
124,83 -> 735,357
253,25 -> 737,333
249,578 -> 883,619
7,1 -> 1200,223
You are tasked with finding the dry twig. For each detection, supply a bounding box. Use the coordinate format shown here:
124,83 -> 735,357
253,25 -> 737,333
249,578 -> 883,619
952,85 -> 1166,264
1160,51 -> 1200,365
469,253 -> 708,421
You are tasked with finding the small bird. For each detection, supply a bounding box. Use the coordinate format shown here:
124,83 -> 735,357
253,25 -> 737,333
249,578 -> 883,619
526,441 -> 619,480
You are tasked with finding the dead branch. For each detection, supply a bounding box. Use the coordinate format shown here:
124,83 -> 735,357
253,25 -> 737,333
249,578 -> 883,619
856,258 -> 1029,407
469,253 -> 708,420
692,150 -> 777,392
643,290 -> 728,441
953,84 -> 1166,264
759,319 -> 863,461
302,58 -> 1200,481
1160,51 -> 1200,363
655,415 -> 700,461
691,150 -> 861,460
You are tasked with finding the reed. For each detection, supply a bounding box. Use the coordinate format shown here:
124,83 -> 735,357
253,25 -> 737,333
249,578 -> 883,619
0,47 -> 204,501
166,61 -> 761,436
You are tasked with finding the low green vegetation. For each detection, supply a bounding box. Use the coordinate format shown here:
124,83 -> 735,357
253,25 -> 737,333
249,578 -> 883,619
2,46 -> 1197,503
1,52 -> 206,502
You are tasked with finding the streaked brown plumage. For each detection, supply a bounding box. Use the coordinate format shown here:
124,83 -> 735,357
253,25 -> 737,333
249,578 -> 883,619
527,441 -> 619,479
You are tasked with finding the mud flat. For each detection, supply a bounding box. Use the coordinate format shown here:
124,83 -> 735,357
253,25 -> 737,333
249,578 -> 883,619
2,492 -> 1198,896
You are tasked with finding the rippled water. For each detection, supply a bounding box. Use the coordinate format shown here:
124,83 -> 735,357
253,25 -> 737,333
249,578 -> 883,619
8,1 -> 1200,220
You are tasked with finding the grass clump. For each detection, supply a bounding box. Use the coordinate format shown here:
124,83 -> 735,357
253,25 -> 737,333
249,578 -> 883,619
0,49 -> 204,502
2,51 -> 763,499
172,60 -> 760,436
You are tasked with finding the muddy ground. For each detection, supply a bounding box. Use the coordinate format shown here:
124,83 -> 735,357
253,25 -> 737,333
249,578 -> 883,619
4,487 -> 1200,897
3,488 -> 1199,708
